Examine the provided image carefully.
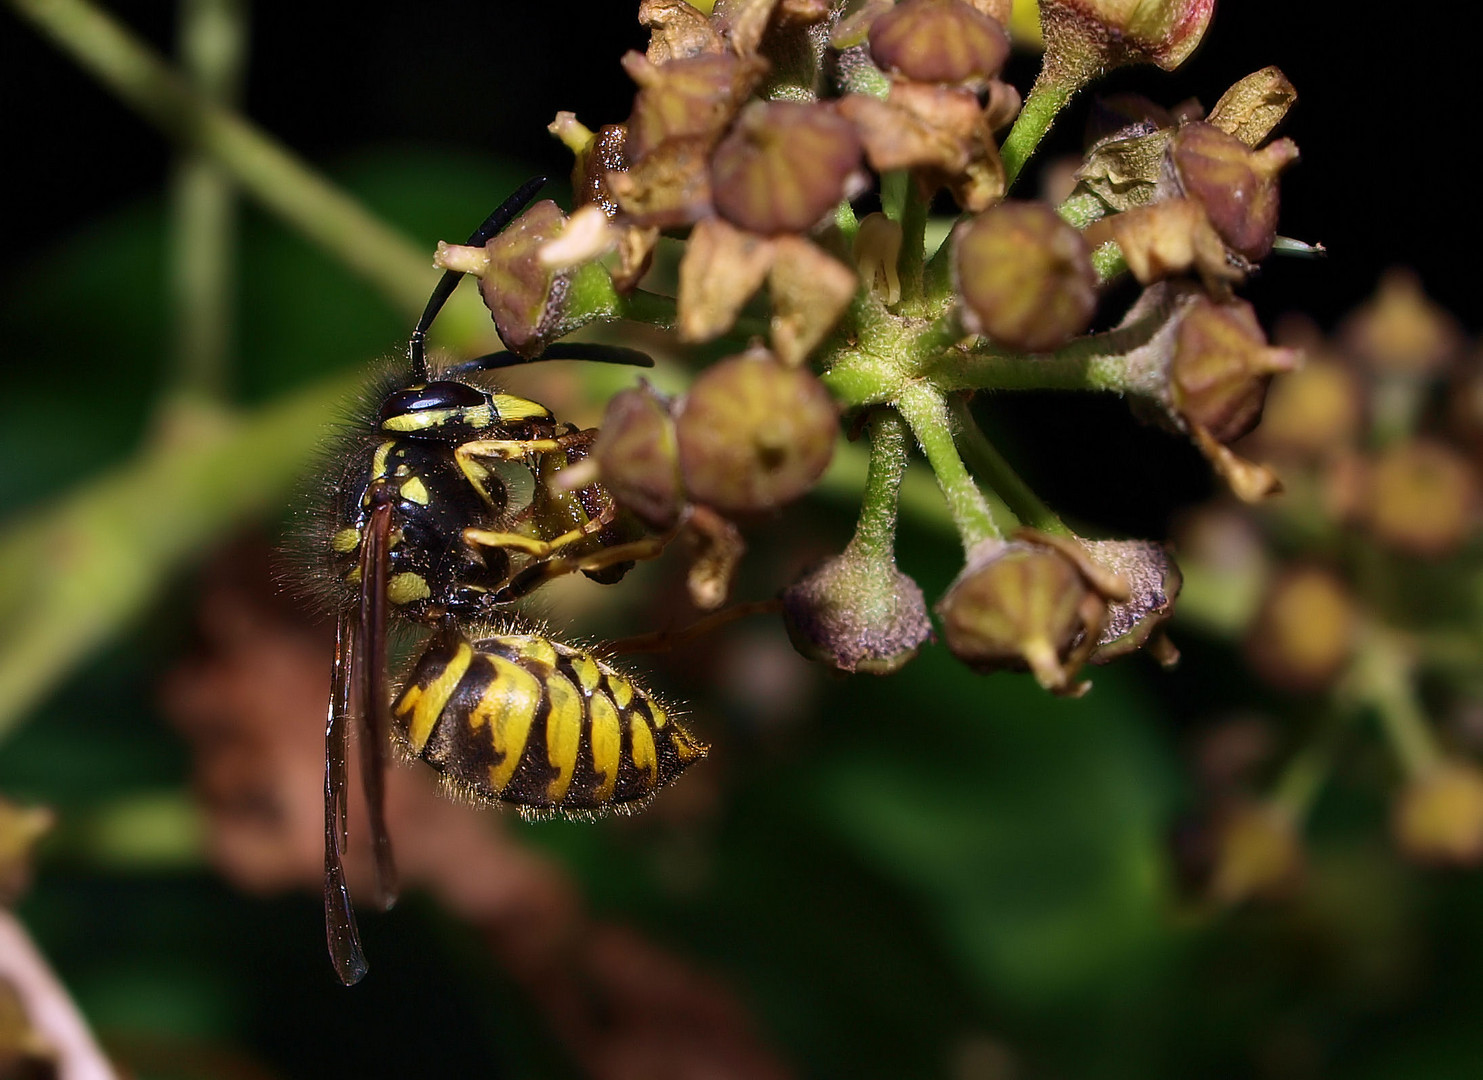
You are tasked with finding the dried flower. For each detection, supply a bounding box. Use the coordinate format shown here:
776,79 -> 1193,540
1172,121 -> 1298,263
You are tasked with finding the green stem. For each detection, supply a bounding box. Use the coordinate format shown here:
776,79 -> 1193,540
895,383 -> 1003,551
1270,706 -> 1347,824
849,410 -> 912,568
9,0 -> 433,316
897,179 -> 929,307
1091,240 -> 1127,284
948,397 -> 1070,537
169,0 -> 247,401
1058,190 -> 1108,230
1357,627 -> 1443,778
1000,70 -> 1080,189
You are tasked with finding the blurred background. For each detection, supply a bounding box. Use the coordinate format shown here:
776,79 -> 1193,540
3,1 -> 1483,1077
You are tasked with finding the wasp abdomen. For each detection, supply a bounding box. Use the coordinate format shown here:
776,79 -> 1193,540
393,632 -> 705,813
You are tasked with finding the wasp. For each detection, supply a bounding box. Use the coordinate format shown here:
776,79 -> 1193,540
315,179 -> 701,985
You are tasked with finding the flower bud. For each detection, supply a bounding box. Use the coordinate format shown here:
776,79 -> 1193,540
1255,353 -> 1365,460
710,101 -> 864,235
1172,122 -> 1298,263
1340,269 -> 1464,377
1206,800 -> 1303,905
592,383 -> 684,531
783,552 -> 932,674
1083,539 -> 1181,664
1038,0 -> 1215,79
675,349 -> 839,513
1168,297 -> 1298,445
954,201 -> 1098,352
1393,762 -> 1483,866
434,199 -> 574,358
868,0 -> 1010,85
1365,439 -> 1478,558
623,51 -> 764,160
1245,565 -> 1356,694
936,535 -> 1123,695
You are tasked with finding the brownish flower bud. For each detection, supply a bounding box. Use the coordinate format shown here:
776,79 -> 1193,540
710,101 -> 864,235
1169,297 -> 1298,444
623,51 -> 765,160
434,199 -> 575,358
640,0 -> 725,63
936,534 -> 1126,694
1083,539 -> 1181,664
1340,269 -> 1464,377
1245,565 -> 1356,694
1206,800 -> 1303,905
677,215 -> 777,343
1365,439 -> 1478,558
1393,762 -> 1483,866
868,0 -> 1010,85
1206,67 -> 1298,148
1256,355 -> 1365,460
954,201 -> 1097,352
0,797 -> 53,904
675,349 -> 839,513
592,383 -> 684,531
1172,122 -> 1298,262
1110,198 -> 1238,287
783,553 -> 932,674
1039,0 -> 1214,78
768,236 -> 858,365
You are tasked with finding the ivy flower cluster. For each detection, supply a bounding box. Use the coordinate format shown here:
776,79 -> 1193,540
432,0 -> 1300,695
1176,273 -> 1483,903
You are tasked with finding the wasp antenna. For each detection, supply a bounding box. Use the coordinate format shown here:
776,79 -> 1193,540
444,342 -> 656,378
408,176 -> 549,379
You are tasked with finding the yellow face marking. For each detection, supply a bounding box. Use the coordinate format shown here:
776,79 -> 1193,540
474,656 -> 543,793
381,407 -> 452,432
630,717 -> 658,785
330,527 -> 361,553
607,675 -> 634,710
569,655 -> 601,696
396,641 -> 473,754
589,691 -> 621,803
490,394 -> 554,423
386,572 -> 431,606
544,673 -> 583,803
398,475 -> 430,505
371,440 -> 394,480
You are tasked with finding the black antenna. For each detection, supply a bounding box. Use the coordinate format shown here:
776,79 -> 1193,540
442,343 -> 655,379
408,176 -> 548,380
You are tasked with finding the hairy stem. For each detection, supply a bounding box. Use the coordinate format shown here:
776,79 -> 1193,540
895,383 -> 1004,551
948,397 -> 1070,537
1000,69 -> 1078,189
850,409 -> 912,568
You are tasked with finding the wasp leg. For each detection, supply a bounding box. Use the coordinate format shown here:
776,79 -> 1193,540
356,496 -> 399,912
325,610 -> 368,986
462,497 -> 619,559
607,598 -> 784,655
490,536 -> 673,603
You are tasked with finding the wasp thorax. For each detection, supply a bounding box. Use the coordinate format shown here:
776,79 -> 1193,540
675,349 -> 838,514
954,202 -> 1098,352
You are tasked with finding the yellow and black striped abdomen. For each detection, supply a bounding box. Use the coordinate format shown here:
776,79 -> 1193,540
392,631 -> 706,814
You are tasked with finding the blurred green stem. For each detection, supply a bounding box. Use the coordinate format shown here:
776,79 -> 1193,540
1356,626 -> 1443,778
949,397 -> 1070,537
8,0 -> 434,317
169,0 -> 247,401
